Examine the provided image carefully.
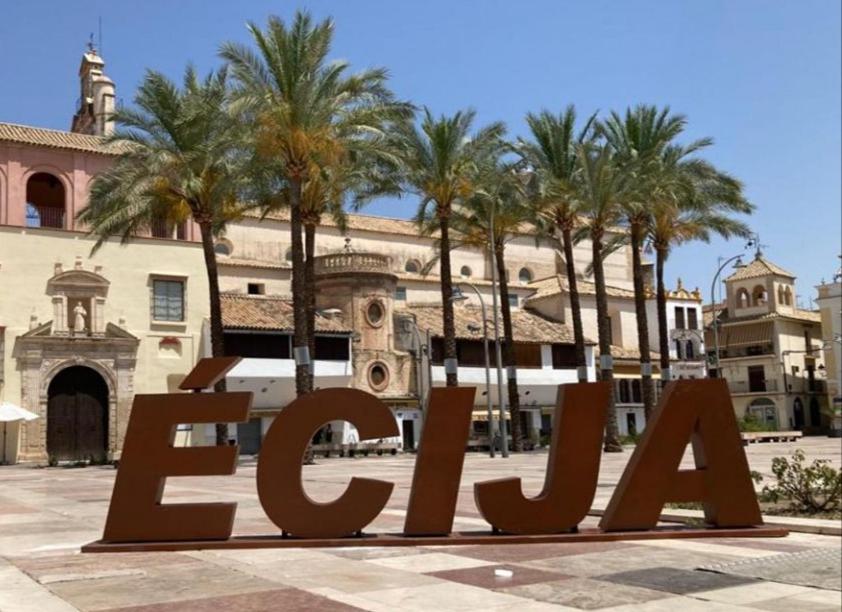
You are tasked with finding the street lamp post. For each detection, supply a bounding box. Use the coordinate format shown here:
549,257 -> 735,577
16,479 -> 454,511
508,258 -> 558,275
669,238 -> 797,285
710,255 -> 746,378
452,285 -> 495,458
487,212 -> 510,457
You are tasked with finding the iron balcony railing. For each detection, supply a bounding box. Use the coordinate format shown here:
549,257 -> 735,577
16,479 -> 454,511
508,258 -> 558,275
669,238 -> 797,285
728,379 -> 779,394
26,205 -> 65,229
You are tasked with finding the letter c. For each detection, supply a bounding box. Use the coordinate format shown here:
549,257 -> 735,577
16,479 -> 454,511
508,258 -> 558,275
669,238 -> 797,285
257,388 -> 398,538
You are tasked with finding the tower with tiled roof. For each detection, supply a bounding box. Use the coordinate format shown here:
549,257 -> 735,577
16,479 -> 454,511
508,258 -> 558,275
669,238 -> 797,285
70,43 -> 116,136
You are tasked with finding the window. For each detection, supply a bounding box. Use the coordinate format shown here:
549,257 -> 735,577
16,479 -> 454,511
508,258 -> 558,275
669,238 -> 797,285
395,286 -> 407,301
685,340 -> 695,360
150,218 -> 171,238
687,309 -> 698,330
460,265 -> 472,278
551,344 -> 578,369
752,285 -> 767,306
315,336 -> 350,361
518,267 -> 533,284
247,283 -> 265,295
736,288 -> 750,308
367,362 -> 389,391
152,279 -> 185,321
508,294 -> 518,308
365,300 -> 385,327
404,260 -> 421,274
748,365 -> 766,392
674,307 -> 686,330
25,172 -> 65,229
214,242 -> 232,256
674,340 -> 683,359
784,287 -> 792,305
284,248 -> 293,263
224,332 -> 291,358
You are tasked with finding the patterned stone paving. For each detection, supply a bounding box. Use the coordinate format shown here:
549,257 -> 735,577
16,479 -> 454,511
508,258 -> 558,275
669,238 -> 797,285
0,438 -> 839,611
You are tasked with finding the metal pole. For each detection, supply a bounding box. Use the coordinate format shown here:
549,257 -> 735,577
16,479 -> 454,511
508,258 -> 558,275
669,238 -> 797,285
462,283 -> 495,458
488,210 -> 509,457
710,254 -> 743,378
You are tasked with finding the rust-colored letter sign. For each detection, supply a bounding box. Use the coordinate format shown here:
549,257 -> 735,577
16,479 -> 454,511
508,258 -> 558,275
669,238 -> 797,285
475,382 -> 610,534
404,387 -> 476,535
103,358 -> 251,542
600,379 -> 762,531
257,388 -> 399,538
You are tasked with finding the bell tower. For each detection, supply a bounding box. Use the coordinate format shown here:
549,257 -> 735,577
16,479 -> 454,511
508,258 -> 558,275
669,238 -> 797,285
70,41 -> 116,136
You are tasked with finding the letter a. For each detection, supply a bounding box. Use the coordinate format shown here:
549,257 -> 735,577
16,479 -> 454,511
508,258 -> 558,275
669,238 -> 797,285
474,382 -> 610,534
600,379 -> 762,531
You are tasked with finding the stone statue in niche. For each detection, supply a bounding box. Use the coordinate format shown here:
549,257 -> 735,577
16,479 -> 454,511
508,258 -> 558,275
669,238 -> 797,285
73,301 -> 87,334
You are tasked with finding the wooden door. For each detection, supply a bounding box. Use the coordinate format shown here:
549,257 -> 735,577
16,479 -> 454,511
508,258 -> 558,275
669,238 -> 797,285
47,366 -> 108,462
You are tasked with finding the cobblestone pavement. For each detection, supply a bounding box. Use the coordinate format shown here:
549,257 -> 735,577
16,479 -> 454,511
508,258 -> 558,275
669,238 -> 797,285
0,438 -> 839,611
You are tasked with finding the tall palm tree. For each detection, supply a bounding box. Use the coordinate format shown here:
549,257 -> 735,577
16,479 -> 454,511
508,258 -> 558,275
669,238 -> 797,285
221,11 -> 405,395
575,142 -> 626,452
518,107 -> 596,383
600,105 -> 687,419
649,150 -> 753,376
391,109 -> 505,386
449,157 -> 532,450
78,67 -> 246,445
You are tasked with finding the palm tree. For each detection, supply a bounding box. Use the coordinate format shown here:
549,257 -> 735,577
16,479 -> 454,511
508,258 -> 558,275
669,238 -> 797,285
649,150 -> 753,376
449,157 -> 532,450
600,106 -> 687,419
518,107 -> 596,383
391,109 -> 505,386
575,142 -> 626,452
78,67 -> 246,445
221,11 -> 405,396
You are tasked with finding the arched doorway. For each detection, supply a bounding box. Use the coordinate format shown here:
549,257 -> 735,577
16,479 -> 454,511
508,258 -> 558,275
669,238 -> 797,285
793,398 -> 805,430
47,366 -> 109,462
809,397 -> 822,428
25,172 -> 66,229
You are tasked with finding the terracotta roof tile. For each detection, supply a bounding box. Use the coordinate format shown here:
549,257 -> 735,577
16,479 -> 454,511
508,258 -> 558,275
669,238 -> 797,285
221,293 -> 350,333
525,274 -> 636,301
726,255 -> 795,281
217,257 -> 290,271
0,122 -> 126,155
396,302 -> 591,345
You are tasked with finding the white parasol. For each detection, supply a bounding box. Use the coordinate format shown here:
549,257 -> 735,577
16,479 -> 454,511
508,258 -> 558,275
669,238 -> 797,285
0,402 -> 38,464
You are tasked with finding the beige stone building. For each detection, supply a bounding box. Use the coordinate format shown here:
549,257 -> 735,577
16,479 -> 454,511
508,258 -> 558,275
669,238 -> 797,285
815,272 -> 841,436
704,253 -> 828,432
1,48 -> 707,462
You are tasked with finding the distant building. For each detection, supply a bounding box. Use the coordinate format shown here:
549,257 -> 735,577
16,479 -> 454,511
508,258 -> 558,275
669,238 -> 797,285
704,252 -> 828,432
815,270 -> 841,436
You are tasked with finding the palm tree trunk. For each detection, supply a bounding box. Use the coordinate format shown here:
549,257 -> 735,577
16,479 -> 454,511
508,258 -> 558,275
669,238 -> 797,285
561,223 -> 587,382
592,229 -> 622,452
630,221 -> 656,419
198,221 -> 228,446
305,222 -> 317,366
495,243 -> 523,452
289,178 -> 312,396
656,246 -> 670,379
439,217 -> 458,387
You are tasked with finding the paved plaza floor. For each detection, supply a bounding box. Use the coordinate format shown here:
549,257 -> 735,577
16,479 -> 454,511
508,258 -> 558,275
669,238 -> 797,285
0,438 -> 839,611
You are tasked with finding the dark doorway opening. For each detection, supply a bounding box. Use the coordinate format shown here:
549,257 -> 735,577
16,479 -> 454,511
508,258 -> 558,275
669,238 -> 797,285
47,366 -> 109,462
237,418 -> 263,455
402,419 -> 415,451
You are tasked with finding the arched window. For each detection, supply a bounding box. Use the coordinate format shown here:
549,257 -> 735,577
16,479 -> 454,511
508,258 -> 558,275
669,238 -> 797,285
26,172 -> 66,229
784,286 -> 793,306
777,286 -> 785,305
214,240 -> 232,256
404,259 -> 421,274
674,340 -> 683,359
460,265 -> 472,278
752,285 -> 767,306
736,288 -> 750,308
685,340 -> 695,360
518,267 -> 533,284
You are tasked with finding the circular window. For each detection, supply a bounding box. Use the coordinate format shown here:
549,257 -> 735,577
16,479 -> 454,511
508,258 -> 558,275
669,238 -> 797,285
214,241 -> 232,256
365,300 -> 385,327
518,267 -> 533,284
368,362 -> 390,391
405,259 -> 421,273
460,265 -> 472,278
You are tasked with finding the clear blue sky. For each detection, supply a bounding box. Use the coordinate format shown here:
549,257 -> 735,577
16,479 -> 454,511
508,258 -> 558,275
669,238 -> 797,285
1,0 -> 839,303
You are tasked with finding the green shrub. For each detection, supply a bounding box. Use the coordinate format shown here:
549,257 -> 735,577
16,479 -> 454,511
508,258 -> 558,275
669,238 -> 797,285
760,450 -> 842,514
738,414 -> 767,432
